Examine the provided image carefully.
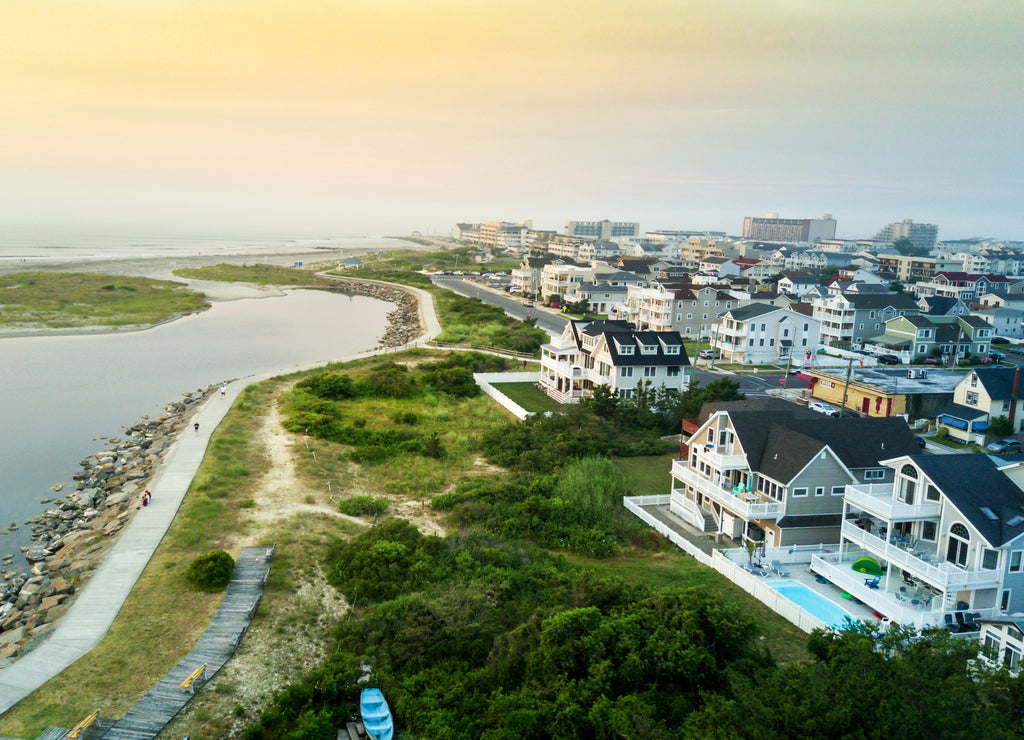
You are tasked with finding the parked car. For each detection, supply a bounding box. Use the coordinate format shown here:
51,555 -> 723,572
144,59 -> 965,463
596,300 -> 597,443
699,349 -> 721,359
992,337 -> 1010,345
808,401 -> 840,417
914,435 -> 927,448
522,301 -> 534,307
990,350 -> 1006,360
877,354 -> 902,365
986,438 -> 1023,453
789,364 -> 812,375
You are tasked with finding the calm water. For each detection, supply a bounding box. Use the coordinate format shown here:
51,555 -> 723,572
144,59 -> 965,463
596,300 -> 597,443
0,289 -> 391,563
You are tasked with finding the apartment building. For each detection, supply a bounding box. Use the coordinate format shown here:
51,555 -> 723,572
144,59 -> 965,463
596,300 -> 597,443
741,214 -> 837,243
811,292 -> 919,348
670,400 -> 919,546
873,219 -> 939,250
479,220 -> 530,251
912,272 -> 1012,303
539,320 -> 689,403
624,283 -> 740,338
875,254 -> 963,283
712,304 -> 821,365
510,255 -> 556,296
563,220 -> 640,240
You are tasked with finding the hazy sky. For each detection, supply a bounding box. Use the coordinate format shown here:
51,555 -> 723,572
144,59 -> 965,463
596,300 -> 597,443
2,1 -> 1022,240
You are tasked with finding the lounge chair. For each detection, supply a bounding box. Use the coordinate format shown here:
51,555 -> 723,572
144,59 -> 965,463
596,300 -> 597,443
943,614 -> 960,633
770,560 -> 791,577
743,563 -> 768,577
963,612 -> 979,631
864,575 -> 880,589
955,612 -> 968,631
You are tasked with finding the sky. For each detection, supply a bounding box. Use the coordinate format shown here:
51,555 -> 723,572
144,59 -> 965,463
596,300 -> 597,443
2,0 -> 1022,241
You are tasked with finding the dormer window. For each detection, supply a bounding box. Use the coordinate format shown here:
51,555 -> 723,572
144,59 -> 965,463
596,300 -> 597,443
664,345 -> 680,355
619,345 -> 634,355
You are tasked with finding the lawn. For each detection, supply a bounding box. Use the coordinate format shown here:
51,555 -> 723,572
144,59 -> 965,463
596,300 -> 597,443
613,452 -> 678,497
0,272 -> 208,329
490,381 -> 563,413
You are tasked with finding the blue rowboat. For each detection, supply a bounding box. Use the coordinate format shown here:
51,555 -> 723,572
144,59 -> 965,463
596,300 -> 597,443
360,688 -> 394,740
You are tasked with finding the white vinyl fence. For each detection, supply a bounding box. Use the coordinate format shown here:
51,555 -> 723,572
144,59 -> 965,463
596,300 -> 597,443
474,372 -> 539,420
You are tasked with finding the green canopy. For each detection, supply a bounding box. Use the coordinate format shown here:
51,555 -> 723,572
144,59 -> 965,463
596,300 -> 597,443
852,556 -> 883,576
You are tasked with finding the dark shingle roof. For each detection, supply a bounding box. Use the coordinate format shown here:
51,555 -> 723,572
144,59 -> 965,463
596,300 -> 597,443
911,454 -> 1024,547
703,403 -> 920,483
846,294 -> 919,310
570,320 -> 690,367
973,367 -> 1024,401
934,403 -> 989,421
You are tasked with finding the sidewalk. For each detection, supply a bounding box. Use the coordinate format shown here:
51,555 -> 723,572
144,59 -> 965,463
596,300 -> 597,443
0,282 -> 443,715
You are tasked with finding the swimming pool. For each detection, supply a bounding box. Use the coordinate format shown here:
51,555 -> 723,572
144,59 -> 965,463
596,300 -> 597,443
768,580 -> 859,629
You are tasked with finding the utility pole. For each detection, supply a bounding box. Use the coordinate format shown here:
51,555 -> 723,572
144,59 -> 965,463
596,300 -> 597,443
710,320 -> 720,370
840,357 -> 855,412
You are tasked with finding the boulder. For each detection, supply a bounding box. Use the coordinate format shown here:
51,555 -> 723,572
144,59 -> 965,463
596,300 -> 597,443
0,626 -> 25,645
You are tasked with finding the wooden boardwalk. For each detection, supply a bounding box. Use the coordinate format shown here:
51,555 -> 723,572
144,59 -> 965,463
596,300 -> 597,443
95,545 -> 275,740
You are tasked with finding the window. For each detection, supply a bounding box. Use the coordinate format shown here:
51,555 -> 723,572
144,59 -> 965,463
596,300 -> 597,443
947,523 -> 970,568
620,367 -> 633,377
983,632 -> 1000,659
707,428 -> 715,444
804,323 -> 809,331
815,486 -> 825,497
982,549 -> 999,570
1005,646 -> 1021,671
966,391 -> 979,405
1010,551 -> 1023,572
792,487 -> 808,497
970,374 -> 978,387
897,464 -> 918,504
643,367 -> 656,377
921,521 -> 937,541
864,469 -> 885,480
667,366 -> 680,377
687,313 -> 693,320
831,485 -> 845,496
761,323 -> 766,332
1002,589 -> 1012,612
703,313 -> 708,320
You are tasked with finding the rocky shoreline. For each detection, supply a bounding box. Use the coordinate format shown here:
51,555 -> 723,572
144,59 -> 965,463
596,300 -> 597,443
0,384 -> 224,666
326,278 -> 423,347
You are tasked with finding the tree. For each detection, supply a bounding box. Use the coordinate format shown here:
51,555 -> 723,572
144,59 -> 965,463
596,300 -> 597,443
892,237 -> 930,257
989,415 -> 1014,437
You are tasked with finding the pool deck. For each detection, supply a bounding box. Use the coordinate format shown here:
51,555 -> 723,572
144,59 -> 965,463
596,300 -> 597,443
764,565 -> 880,626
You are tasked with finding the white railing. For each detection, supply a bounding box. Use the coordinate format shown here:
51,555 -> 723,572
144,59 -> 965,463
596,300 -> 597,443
811,554 -> 933,627
693,445 -> 747,470
840,524 -> 1002,591
672,463 -> 785,520
711,551 -> 828,634
540,360 -> 587,378
844,483 -> 942,521
623,496 -> 712,566
670,491 -> 717,532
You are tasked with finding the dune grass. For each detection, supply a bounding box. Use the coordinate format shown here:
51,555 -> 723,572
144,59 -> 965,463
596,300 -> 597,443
0,272 -> 207,329
172,263 -> 332,287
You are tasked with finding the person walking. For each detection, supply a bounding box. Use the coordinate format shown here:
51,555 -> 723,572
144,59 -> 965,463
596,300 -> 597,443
220,385 -> 226,398
193,421 -> 200,433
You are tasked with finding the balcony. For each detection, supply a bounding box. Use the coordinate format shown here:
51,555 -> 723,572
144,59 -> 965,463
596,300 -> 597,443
811,552 -> 1000,629
844,483 -> 942,521
692,444 -> 747,470
671,462 -> 784,520
841,523 -> 1001,591
541,360 -> 586,379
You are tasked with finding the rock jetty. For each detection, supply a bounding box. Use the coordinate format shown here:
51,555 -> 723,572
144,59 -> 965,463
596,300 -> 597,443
327,279 -> 422,347
0,384 -> 224,666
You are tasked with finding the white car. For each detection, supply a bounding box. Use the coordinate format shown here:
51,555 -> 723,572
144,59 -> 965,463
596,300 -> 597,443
808,401 -> 840,417
789,364 -> 812,375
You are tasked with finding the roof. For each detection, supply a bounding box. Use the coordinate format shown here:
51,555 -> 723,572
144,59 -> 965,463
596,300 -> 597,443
919,296 -> 960,315
700,402 -> 920,483
724,303 -> 784,321
972,367 -> 1024,401
776,513 -> 843,529
911,454 -> 1024,547
845,293 -> 920,310
934,403 -> 989,421
568,320 -> 690,367
782,275 -> 818,285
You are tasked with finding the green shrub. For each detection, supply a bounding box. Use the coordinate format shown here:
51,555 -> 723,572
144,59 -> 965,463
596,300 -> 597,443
185,550 -> 235,592
338,495 -> 390,517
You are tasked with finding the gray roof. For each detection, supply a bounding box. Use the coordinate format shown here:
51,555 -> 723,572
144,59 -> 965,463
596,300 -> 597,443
847,293 -> 920,310
973,367 -> 1024,401
911,454 -> 1024,547
934,403 -> 988,421
569,320 -> 690,367
724,303 -> 783,321
919,296 -> 961,315
700,402 -> 920,483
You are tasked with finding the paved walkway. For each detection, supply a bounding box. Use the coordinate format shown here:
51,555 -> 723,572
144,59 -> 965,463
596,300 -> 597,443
0,281 -> 442,716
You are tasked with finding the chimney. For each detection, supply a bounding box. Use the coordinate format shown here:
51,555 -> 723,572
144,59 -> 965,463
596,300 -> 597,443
1012,368 -> 1021,430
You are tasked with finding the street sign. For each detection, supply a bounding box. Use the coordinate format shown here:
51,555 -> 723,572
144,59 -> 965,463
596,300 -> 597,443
779,377 -> 786,385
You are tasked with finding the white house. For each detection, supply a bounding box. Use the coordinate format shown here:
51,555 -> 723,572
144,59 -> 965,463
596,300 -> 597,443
712,304 -> 821,365
539,320 -> 690,403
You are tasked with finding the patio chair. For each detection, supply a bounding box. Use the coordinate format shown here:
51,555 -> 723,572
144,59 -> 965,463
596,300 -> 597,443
770,560 -> 791,577
943,614 -> 960,633
963,612 -> 980,631
955,612 -> 968,631
864,575 -> 880,589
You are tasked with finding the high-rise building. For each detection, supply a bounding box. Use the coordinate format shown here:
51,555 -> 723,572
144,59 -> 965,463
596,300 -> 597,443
564,220 -> 640,240
873,219 -> 939,250
741,213 -> 837,243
